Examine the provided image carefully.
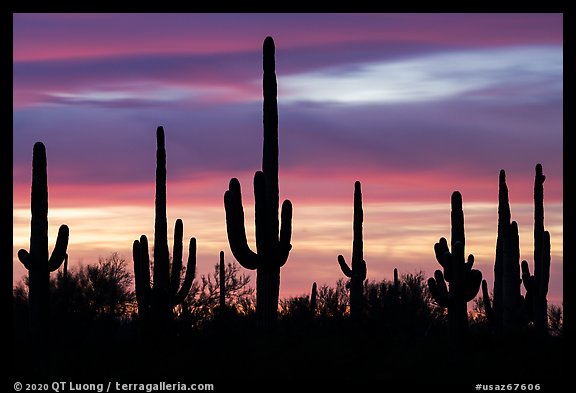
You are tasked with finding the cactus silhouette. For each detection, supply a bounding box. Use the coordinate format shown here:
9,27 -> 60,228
522,164 -> 551,334
482,165 -> 551,333
338,181 -> 367,321
219,251 -> 226,311
482,170 -> 523,330
133,127 -> 196,330
224,36 -> 293,327
18,142 -> 69,342
310,282 -> 317,317
428,191 -> 482,337
481,279 -> 495,324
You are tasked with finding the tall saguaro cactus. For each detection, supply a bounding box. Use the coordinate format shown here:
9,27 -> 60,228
482,169 -> 523,330
18,142 -> 69,340
133,127 -> 196,330
224,36 -> 293,327
428,191 -> 482,337
338,181 -> 367,321
522,163 -> 551,334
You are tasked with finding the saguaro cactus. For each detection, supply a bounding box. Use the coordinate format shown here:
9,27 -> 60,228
338,181 -> 367,321
224,36 -> 293,327
310,282 -> 317,316
521,163 -> 551,334
133,127 -> 196,329
428,191 -> 482,337
482,169 -> 523,330
18,142 -> 69,340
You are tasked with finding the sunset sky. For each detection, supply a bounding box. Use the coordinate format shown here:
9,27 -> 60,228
13,13 -> 563,305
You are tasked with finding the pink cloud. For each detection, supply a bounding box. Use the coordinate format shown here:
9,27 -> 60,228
14,13 -> 562,62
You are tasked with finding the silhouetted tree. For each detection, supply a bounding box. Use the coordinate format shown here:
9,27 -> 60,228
17,142 -> 69,347
279,295 -> 312,320
547,304 -> 562,336
224,36 -> 293,328
338,181 -> 367,322
219,251 -> 226,312
83,253 -> 136,319
316,279 -> 349,320
180,259 -> 254,328
13,280 -> 30,342
132,127 -> 196,335
15,253 -> 136,329
278,282 -> 317,322
428,191 -> 482,337
365,270 -> 438,335
48,253 -> 136,321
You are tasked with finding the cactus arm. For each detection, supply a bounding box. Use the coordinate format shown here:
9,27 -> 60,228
133,240 -> 142,306
482,279 -> 494,322
278,199 -> 293,267
173,237 -> 196,306
521,260 -> 533,293
170,219 -> 184,298
18,249 -> 32,270
47,224 -> 70,272
224,178 -> 259,270
464,269 -> 482,302
134,236 -> 152,312
464,254 -> 475,271
428,270 -> 450,308
338,255 -> 353,278
434,238 -> 452,281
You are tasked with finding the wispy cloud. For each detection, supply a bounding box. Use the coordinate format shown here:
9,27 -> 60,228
281,46 -> 562,104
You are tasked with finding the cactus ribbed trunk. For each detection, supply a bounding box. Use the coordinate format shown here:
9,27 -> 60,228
338,181 -> 367,321
502,220 -> 521,329
153,127 -> 171,327
29,143 -> 50,339
224,36 -> 293,329
256,266 -> 281,326
448,191 -> 470,336
492,171 -> 507,329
